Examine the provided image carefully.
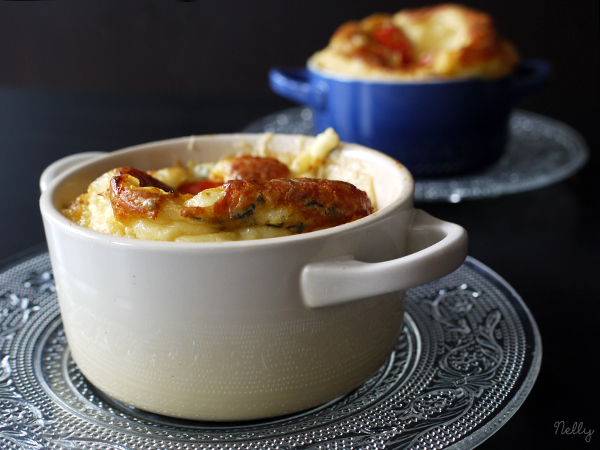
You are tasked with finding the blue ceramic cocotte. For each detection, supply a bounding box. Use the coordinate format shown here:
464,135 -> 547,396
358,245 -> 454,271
269,60 -> 551,178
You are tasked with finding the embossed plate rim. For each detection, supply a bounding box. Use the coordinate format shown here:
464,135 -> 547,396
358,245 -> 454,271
442,257 -> 542,450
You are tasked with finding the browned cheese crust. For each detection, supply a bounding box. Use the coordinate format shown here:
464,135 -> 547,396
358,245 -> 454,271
210,155 -> 291,181
398,4 -> 510,67
110,167 -> 178,221
316,3 -> 519,78
109,168 -> 373,234
181,178 -> 373,233
329,13 -> 415,69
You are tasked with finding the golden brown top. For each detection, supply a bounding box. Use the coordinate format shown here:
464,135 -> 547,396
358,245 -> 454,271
109,165 -> 372,234
62,136 -> 377,242
209,155 -> 291,182
310,3 -> 520,79
108,167 -> 174,222
179,178 -> 373,234
328,13 -> 415,70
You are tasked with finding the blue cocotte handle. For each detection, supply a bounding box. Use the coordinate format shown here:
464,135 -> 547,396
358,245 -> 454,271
269,67 -> 327,110
509,59 -> 553,100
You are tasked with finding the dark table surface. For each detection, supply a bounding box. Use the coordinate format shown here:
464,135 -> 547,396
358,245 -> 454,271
0,88 -> 598,449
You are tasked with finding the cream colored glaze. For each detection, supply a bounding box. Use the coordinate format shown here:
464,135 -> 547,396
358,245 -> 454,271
40,133 -> 466,420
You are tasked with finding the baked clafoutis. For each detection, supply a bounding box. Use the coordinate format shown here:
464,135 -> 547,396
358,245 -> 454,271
62,129 -> 377,242
309,3 -> 519,80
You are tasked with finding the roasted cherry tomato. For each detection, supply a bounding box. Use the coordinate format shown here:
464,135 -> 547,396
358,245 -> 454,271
371,23 -> 414,63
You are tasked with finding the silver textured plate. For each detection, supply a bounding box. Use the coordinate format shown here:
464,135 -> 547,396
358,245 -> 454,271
0,248 -> 541,450
243,108 -> 589,202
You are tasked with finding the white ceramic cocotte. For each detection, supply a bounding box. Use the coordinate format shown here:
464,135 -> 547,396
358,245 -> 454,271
39,134 -> 468,421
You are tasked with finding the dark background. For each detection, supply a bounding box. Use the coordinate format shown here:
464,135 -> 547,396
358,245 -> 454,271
0,1 -> 598,449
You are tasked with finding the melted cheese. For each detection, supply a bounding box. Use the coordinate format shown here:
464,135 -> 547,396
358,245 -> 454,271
310,4 -> 519,80
62,129 -> 377,242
